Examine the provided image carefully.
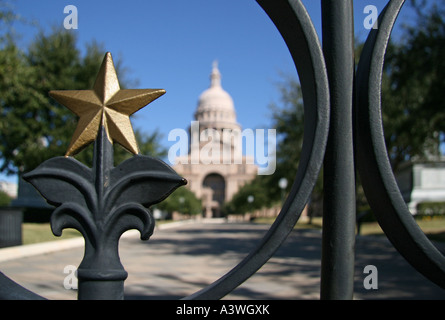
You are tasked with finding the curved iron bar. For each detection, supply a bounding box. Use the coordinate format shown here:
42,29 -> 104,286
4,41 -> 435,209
51,202 -> 98,247
4,0 -> 442,301
0,0 -> 328,299
105,203 -> 155,242
186,0 -> 330,300
22,157 -> 98,213
0,157 -> 97,299
0,136 -> 184,299
356,0 -> 445,288
105,170 -> 187,211
0,274 -> 45,300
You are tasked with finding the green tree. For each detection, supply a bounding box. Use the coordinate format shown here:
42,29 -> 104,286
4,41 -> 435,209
267,76 -> 306,200
224,76 -> 306,215
0,189 -> 11,206
0,27 -> 165,174
223,177 -> 270,216
229,0 -> 445,217
382,0 -> 445,171
157,186 -> 201,217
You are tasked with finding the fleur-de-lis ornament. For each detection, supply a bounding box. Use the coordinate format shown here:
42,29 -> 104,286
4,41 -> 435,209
24,53 -> 186,300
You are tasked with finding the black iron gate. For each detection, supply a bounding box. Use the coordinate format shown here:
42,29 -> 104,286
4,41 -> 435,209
0,0 -> 444,300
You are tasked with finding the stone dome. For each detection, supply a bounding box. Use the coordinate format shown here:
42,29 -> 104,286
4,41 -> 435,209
195,61 -> 238,126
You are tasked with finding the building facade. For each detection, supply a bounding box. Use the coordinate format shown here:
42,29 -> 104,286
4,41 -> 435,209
173,62 -> 257,218
395,160 -> 445,214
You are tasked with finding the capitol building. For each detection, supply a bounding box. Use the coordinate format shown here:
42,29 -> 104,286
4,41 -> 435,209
173,62 -> 257,218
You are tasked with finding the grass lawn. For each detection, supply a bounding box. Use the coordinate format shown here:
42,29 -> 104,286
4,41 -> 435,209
254,216 -> 445,243
359,216 -> 445,242
21,216 -> 445,245
21,219 -> 176,245
22,223 -> 81,245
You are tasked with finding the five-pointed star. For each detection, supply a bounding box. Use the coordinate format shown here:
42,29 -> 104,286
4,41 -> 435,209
49,52 -> 166,157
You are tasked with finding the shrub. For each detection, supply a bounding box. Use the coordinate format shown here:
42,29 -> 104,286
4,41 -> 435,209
416,202 -> 445,216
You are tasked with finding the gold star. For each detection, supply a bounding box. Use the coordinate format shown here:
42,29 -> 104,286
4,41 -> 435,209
49,52 -> 166,156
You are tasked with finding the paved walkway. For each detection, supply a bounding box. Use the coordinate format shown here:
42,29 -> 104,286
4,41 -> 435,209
0,220 -> 444,300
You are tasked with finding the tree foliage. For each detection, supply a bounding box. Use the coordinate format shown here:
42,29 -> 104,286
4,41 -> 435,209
0,26 -> 165,175
382,0 -> 445,170
227,0 -> 445,214
223,177 -> 271,216
223,77 -> 303,215
0,189 -> 11,206
156,186 -> 202,216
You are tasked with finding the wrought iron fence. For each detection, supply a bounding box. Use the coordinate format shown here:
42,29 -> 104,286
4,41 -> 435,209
0,0 -> 444,300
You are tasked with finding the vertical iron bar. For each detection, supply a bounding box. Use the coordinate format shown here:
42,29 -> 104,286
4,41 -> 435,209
320,0 -> 356,300
77,125 -> 127,300
92,125 -> 113,221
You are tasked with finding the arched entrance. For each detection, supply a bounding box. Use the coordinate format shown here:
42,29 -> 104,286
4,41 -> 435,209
202,173 -> 226,218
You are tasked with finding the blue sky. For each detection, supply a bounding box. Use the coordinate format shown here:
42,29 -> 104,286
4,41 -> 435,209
1,0 -> 415,182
